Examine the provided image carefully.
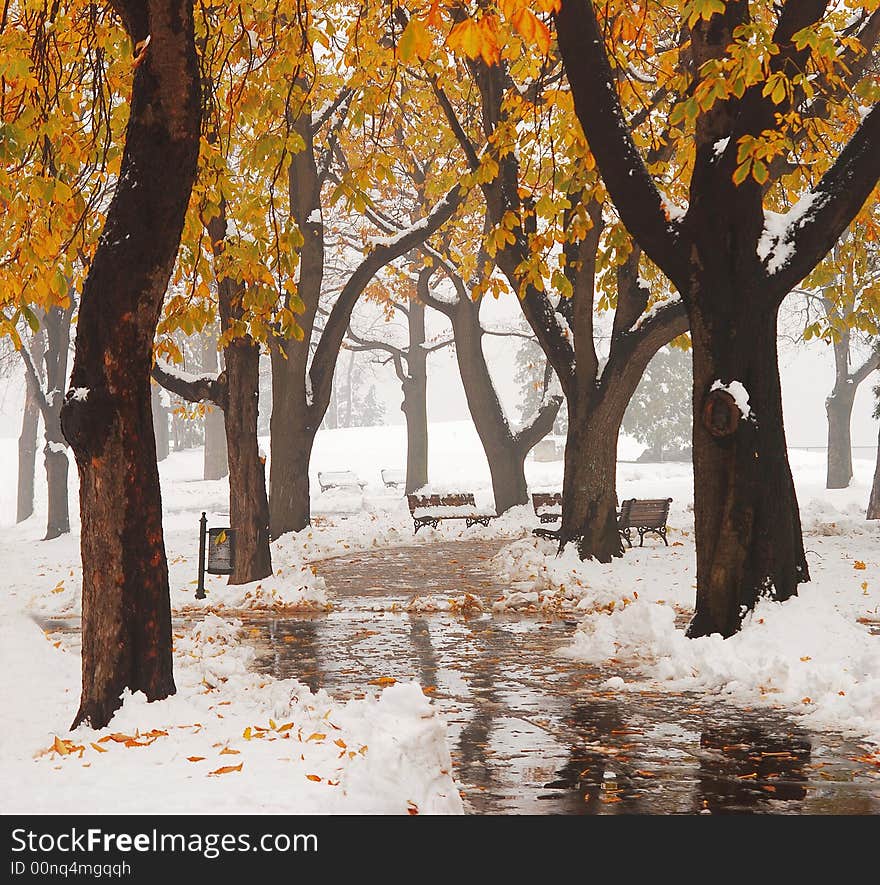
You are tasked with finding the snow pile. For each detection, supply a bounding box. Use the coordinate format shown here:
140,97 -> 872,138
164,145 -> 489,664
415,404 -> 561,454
564,589 -> 880,745
0,612 -> 462,814
492,536 -> 659,613
800,496 -> 876,536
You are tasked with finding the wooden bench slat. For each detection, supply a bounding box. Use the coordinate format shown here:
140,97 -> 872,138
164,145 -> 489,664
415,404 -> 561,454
618,497 -> 673,548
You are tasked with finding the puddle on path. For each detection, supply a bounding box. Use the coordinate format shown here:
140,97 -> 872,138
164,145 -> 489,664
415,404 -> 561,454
244,540 -> 880,815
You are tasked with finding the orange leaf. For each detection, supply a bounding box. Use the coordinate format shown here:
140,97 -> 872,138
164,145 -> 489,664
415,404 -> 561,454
187,756 -> 206,762
306,733 -> 326,742
208,763 -> 243,776
854,560 -> 867,570
219,747 -> 240,755
306,774 -> 322,782
90,742 -> 108,753
369,677 -> 397,687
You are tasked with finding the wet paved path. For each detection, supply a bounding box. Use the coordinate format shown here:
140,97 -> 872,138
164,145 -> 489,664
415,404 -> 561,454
243,539 -> 880,815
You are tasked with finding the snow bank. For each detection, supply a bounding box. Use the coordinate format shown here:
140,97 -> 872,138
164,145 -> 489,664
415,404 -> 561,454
28,543 -> 329,618
564,589 -> 880,745
0,612 -> 462,814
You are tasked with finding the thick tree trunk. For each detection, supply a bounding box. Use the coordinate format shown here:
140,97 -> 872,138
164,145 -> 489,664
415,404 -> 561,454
151,382 -> 170,461
687,305 -> 808,639
560,397 -> 624,561
450,298 -> 531,514
202,325 -> 228,480
826,381 -> 856,489
868,421 -> 880,520
59,0 -> 200,729
403,301 -> 429,493
269,343 -> 315,536
17,365 -> 41,524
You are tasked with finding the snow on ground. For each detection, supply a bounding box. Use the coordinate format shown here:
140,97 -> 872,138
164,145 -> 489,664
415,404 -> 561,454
0,610 -> 461,814
0,420 -> 878,810
492,449 -> 880,746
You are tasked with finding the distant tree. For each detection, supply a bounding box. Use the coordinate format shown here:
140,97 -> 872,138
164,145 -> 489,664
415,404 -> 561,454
353,385 -> 386,427
515,334 -> 567,436
623,347 -> 693,462
869,377 -> 880,520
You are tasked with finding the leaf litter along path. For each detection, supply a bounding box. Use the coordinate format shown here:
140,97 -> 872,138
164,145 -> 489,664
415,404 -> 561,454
242,538 -> 880,815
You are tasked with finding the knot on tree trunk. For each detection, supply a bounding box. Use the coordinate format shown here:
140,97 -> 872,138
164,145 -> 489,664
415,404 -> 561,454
60,386 -> 115,458
702,388 -> 740,438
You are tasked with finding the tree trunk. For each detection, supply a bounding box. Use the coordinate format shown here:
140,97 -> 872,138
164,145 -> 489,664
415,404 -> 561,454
17,364 -> 41,524
59,0 -> 200,730
403,300 -> 429,493
450,298 -> 531,514
560,397 -> 624,561
269,343 -> 315,536
687,305 -> 808,639
202,325 -> 228,480
826,381 -> 856,489
221,330 -> 272,584
207,211 -> 272,585
868,421 -> 880,520
41,304 -> 74,540
43,441 -> 70,541
151,382 -> 170,461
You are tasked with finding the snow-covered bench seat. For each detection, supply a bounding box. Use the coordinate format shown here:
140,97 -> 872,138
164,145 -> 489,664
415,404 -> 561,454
317,470 -> 367,493
381,468 -> 406,490
407,493 -> 495,533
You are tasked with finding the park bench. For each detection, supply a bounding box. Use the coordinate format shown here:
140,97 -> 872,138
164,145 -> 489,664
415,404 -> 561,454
531,492 -> 562,540
407,493 -> 495,533
317,470 -> 367,493
618,497 -> 673,547
529,494 -> 673,547
381,468 -> 406,490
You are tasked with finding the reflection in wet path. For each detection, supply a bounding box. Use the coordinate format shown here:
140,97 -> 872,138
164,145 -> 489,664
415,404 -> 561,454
38,539 -> 880,814
242,540 -> 880,815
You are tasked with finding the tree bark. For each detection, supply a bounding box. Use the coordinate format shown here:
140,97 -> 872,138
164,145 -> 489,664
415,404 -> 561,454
201,324 -> 228,480
220,318 -> 272,585
826,379 -> 856,489
561,399 -> 624,561
403,300 -> 429,493
269,343 -> 315,536
59,0 -> 200,730
17,365 -> 41,524
151,382 -> 170,461
868,420 -> 880,520
687,304 -> 807,638
42,304 -> 74,539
